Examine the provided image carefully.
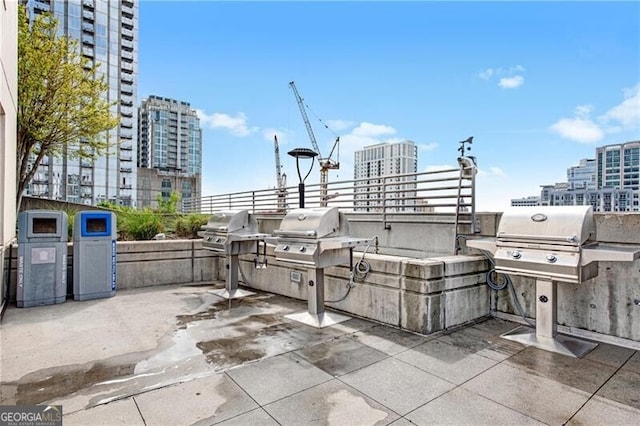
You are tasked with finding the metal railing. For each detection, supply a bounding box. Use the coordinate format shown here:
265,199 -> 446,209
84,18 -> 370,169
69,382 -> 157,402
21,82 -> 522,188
182,163 -> 477,228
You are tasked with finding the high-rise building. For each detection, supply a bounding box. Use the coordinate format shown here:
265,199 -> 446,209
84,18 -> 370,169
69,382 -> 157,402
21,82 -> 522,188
1,0 -> 18,310
353,140 -> 418,212
136,95 -> 202,208
511,141 -> 640,212
22,0 -> 138,206
568,158 -> 596,191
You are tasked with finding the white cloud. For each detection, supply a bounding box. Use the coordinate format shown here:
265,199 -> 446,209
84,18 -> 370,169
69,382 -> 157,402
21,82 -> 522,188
197,110 -> 253,137
498,75 -> 524,89
324,119 -> 356,132
424,164 -> 455,173
351,122 -> 397,138
477,166 -> 506,177
601,84 -> 640,129
262,128 -> 294,145
478,68 -> 494,80
549,117 -> 604,144
479,65 -> 526,89
418,143 -> 438,151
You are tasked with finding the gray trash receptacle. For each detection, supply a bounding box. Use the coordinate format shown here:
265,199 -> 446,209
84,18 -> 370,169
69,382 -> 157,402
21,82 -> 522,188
17,210 -> 68,307
73,211 -> 117,300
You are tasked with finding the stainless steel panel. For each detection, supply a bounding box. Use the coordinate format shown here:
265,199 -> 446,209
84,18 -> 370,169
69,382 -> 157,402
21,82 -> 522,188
496,206 -> 595,247
276,207 -> 347,239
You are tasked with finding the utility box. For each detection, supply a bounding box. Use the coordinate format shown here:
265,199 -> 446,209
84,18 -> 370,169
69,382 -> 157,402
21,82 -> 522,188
17,210 -> 68,307
73,211 -> 117,301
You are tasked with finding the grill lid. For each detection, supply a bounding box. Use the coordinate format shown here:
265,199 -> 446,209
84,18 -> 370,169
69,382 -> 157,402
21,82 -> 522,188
273,207 -> 348,240
496,206 -> 595,247
203,210 -> 258,235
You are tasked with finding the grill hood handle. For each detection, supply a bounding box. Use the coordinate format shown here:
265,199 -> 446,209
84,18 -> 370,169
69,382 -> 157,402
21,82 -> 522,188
496,232 -> 578,244
273,229 -> 317,238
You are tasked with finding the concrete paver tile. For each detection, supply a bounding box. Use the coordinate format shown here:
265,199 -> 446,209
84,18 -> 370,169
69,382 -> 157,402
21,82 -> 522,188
406,387 -> 545,426
386,419 -> 414,426
567,395 -> 640,426
437,326 -> 525,361
583,342 -> 635,369
263,379 -> 399,426
225,352 -> 332,406
134,373 -> 258,425
213,408 -> 279,425
621,351 -> 640,374
340,357 -> 454,415
470,318 -> 521,336
463,363 -> 590,425
596,369 -> 640,410
395,339 -> 497,385
351,324 -> 434,356
506,346 -> 618,394
63,397 -> 144,426
294,335 -> 388,376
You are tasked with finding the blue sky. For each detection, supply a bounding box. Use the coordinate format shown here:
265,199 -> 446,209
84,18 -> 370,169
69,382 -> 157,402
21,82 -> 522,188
138,1 -> 640,211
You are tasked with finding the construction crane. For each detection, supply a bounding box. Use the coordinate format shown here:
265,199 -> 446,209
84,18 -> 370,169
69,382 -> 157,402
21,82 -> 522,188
273,135 -> 287,212
289,81 -> 340,206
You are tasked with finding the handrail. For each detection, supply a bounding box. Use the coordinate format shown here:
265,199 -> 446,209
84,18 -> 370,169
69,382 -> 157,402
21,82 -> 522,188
181,168 -> 476,222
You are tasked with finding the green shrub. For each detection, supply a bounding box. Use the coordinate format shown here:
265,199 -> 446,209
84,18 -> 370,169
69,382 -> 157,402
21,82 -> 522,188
175,213 -> 208,239
117,209 -> 164,241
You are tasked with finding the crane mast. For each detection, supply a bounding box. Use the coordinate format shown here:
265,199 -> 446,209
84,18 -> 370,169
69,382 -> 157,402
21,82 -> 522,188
274,135 -> 287,212
288,81 -> 339,206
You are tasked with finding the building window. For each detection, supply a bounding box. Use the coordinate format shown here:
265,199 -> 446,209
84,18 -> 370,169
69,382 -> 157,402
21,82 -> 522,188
161,178 -> 171,199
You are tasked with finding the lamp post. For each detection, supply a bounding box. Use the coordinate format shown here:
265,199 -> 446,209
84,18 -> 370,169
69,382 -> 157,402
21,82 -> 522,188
287,147 -> 317,208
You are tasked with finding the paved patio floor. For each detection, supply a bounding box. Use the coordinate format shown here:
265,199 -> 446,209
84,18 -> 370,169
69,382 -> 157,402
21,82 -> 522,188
1,283 -> 639,425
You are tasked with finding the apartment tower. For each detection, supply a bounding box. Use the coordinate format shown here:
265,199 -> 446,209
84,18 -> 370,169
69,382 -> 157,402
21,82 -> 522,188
136,95 -> 202,208
354,140 -> 418,212
22,0 -> 138,206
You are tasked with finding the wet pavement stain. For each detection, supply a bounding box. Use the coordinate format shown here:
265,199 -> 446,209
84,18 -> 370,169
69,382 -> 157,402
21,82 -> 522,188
196,338 -> 266,366
175,305 -> 224,329
1,362 -> 136,405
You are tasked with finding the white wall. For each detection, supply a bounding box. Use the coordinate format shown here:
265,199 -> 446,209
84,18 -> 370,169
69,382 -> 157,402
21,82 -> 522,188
1,0 -> 18,307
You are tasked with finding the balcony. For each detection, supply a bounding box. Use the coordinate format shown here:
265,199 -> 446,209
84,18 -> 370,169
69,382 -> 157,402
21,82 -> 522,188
82,22 -> 94,32
121,27 -> 134,39
121,39 -> 134,50
81,46 -> 94,57
119,184 -> 132,190
121,62 -> 134,73
120,155 -> 133,162
82,9 -> 94,20
121,74 -> 134,84
82,0 -> 94,9
121,51 -> 134,63
121,16 -> 134,28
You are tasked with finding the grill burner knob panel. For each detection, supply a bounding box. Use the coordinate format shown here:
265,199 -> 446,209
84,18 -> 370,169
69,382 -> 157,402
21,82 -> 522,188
546,254 -> 558,263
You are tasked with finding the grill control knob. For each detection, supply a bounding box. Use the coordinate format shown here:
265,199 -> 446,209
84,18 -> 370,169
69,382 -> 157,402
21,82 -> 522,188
215,238 -> 221,243
546,254 -> 558,263
206,236 -> 211,241
299,246 -> 306,253
511,251 -> 522,259
283,245 -> 290,251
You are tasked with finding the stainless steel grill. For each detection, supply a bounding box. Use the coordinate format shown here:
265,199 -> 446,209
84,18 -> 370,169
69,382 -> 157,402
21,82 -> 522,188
202,210 -> 268,299
270,207 -> 371,327
467,206 -> 640,357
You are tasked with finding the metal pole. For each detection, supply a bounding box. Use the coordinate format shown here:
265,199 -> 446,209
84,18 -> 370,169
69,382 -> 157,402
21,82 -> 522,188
299,183 -> 305,208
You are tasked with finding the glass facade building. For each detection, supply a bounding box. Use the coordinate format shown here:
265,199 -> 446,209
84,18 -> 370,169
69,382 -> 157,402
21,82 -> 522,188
22,0 -> 138,206
136,96 -> 202,208
512,141 -> 640,212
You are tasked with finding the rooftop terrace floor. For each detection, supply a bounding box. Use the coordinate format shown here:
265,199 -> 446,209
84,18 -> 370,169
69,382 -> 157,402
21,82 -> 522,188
1,283 -> 639,425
